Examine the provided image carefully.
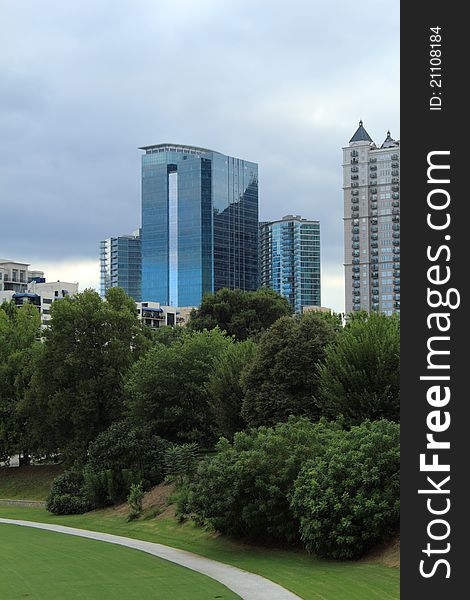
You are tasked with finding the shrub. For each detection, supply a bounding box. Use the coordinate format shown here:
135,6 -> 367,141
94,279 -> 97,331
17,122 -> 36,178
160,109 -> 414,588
127,482 -> 144,521
183,418 -> 342,544
84,421 -> 170,508
291,420 -> 400,559
46,469 -> 90,515
164,443 -> 199,484
87,421 -> 170,486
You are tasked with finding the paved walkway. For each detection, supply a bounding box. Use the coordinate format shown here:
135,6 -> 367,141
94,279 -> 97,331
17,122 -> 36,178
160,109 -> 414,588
0,518 -> 301,600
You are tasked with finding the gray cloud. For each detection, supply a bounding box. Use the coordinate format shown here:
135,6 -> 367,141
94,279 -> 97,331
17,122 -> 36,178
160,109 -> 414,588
0,0 -> 399,311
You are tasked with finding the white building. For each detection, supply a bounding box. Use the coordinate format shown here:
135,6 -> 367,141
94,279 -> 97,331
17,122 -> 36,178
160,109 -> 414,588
136,301 -> 194,328
343,122 -> 400,316
28,280 -> 79,326
0,259 -> 78,326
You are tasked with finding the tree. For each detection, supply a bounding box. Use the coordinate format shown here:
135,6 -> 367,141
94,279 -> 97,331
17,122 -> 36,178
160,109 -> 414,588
183,418 -> 342,544
0,302 -> 41,464
315,312 -> 400,424
187,288 -> 291,341
206,339 -> 257,439
87,420 -> 170,487
125,328 -> 232,446
291,420 -> 400,559
241,312 -> 340,427
22,288 -> 148,464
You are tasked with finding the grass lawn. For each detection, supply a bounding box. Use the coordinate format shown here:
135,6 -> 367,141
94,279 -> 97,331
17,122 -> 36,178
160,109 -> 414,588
0,521 -> 238,600
0,465 -> 63,500
0,506 -> 399,600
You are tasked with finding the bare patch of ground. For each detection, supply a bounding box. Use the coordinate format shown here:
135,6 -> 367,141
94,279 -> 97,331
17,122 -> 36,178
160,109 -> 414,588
363,535 -> 400,568
106,481 -> 176,519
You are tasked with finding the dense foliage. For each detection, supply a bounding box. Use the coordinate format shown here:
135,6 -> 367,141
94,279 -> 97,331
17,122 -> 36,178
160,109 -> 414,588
187,288 -> 291,341
241,313 -> 340,427
22,288 -> 148,464
316,313 -> 400,424
0,303 -> 41,464
291,420 -> 400,559
182,418 -> 342,544
84,420 -> 170,505
206,339 -> 257,439
46,469 -> 90,515
125,328 -> 232,446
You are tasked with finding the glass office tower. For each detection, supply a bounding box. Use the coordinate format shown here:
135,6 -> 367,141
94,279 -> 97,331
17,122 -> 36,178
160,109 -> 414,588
140,144 -> 258,306
100,230 -> 142,301
260,215 -> 321,313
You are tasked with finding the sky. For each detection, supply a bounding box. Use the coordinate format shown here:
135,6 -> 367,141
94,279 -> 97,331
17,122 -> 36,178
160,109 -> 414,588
0,0 -> 399,313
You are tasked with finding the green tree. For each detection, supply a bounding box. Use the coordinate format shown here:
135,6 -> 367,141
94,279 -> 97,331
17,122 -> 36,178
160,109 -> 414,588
87,420 -> 169,487
315,312 -> 400,424
0,302 -> 41,464
241,312 -> 340,427
125,328 -> 232,446
22,288 -> 147,464
206,339 -> 257,439
291,420 -> 400,559
183,418 -> 342,544
187,288 -> 291,341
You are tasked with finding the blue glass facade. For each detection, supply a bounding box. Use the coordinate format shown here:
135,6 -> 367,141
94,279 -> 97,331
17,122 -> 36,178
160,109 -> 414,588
100,231 -> 142,301
141,144 -> 258,306
260,216 -> 321,313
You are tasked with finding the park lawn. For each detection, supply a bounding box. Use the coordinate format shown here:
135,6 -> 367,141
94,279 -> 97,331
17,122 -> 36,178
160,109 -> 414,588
0,521 -> 239,600
0,506 -> 399,600
0,465 -> 63,500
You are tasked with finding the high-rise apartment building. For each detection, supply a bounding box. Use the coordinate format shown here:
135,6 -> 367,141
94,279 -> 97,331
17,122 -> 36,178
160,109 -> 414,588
260,215 -> 321,313
343,121 -> 400,316
100,230 -> 142,301
140,144 -> 258,307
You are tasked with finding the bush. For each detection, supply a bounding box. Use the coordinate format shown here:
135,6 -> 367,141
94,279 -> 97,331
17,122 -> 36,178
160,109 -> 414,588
315,313 -> 400,425
84,421 -> 170,508
291,420 -> 400,559
164,443 -> 199,484
127,482 -> 144,521
183,418 -> 342,544
46,469 -> 90,515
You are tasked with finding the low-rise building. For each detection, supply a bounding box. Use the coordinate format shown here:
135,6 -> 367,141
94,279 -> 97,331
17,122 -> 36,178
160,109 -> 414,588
0,259 -> 78,326
136,301 -> 194,328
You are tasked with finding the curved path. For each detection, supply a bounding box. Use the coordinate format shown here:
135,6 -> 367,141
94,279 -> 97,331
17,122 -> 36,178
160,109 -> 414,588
0,518 -> 301,600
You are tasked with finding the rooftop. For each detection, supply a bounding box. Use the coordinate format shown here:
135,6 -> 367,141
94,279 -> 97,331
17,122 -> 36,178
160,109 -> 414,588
139,143 -> 218,155
349,120 -> 373,144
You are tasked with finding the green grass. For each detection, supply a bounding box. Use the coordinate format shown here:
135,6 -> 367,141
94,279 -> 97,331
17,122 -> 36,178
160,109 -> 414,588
0,465 -> 63,500
0,506 -> 399,600
0,522 -> 238,600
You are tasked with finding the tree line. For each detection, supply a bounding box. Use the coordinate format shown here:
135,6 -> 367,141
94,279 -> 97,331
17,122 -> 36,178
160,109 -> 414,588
0,286 -> 400,558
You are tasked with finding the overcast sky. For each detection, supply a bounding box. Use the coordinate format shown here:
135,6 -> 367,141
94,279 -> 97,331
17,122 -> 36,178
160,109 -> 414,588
0,0 -> 399,312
